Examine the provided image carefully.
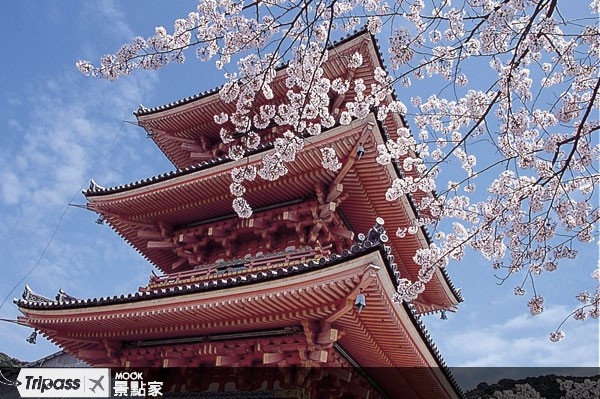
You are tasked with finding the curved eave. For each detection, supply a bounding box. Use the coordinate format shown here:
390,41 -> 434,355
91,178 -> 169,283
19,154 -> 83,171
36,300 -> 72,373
17,241 -> 462,398
16,245 -> 380,311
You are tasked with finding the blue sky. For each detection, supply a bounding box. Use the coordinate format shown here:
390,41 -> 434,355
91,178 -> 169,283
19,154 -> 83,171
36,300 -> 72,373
0,0 -> 598,373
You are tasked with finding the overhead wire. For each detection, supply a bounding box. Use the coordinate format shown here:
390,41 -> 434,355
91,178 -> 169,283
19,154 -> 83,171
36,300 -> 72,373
0,119 -> 131,314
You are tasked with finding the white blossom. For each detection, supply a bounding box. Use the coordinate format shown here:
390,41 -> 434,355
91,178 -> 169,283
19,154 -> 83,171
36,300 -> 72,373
528,296 -> 544,316
79,0 -> 600,338
348,52 -> 363,69
321,147 -> 341,171
549,330 -> 565,342
232,197 -> 252,218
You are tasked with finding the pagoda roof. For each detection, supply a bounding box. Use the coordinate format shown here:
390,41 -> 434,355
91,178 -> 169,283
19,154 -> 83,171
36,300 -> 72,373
17,233 -> 392,311
133,29 -> 386,118
84,115 -> 461,312
133,31 -> 404,171
16,225 -> 463,398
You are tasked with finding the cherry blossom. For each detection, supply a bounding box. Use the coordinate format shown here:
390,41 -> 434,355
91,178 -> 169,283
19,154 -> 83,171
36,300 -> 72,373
492,384 -> 544,399
549,330 -> 565,342
78,0 -> 600,340
558,378 -> 600,399
489,377 -> 600,398
320,147 -> 341,171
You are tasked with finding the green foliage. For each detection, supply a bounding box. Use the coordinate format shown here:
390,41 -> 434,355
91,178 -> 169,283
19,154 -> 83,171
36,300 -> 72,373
0,352 -> 27,372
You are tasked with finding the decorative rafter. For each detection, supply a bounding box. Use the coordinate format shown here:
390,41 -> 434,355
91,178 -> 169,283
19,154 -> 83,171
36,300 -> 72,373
133,198 -> 356,275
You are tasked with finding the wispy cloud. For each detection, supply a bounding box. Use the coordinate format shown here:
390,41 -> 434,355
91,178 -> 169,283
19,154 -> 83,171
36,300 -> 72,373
428,305 -> 599,368
0,0 -> 162,361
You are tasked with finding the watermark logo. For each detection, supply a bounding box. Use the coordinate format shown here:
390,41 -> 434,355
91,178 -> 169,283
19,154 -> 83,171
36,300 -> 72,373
16,368 -> 110,398
113,371 -> 163,397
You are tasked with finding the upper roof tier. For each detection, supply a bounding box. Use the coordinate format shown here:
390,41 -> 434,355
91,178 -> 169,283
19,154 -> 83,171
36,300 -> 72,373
134,31 -> 403,169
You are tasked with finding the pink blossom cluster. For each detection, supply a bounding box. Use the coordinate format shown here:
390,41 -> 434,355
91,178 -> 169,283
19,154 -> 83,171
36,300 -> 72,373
491,384 -> 544,399
490,378 -> 600,398
78,0 -> 599,338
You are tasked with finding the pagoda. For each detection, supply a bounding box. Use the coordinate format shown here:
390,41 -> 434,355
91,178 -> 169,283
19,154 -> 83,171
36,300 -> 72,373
15,32 -> 463,398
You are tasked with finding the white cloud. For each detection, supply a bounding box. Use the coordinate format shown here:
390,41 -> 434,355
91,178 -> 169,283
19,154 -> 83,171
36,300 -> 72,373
0,171 -> 24,204
426,307 -> 599,392
0,1 -> 165,362
429,305 -> 599,368
88,0 -> 136,40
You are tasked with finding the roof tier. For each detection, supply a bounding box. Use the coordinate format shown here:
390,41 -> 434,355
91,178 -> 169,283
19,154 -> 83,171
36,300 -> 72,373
16,229 -> 462,399
86,115 -> 460,312
135,32 -> 399,170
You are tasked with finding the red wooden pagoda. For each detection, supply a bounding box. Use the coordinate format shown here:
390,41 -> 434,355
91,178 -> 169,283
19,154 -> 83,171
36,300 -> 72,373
15,32 -> 463,398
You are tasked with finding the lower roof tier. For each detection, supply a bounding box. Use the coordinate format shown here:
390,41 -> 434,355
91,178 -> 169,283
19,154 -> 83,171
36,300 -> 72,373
16,237 -> 462,399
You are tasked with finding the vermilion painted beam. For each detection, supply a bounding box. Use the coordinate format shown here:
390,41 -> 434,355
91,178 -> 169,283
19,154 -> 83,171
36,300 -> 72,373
171,258 -> 187,270
325,183 -> 344,203
180,142 -> 206,152
308,350 -> 328,362
330,227 -> 354,240
77,349 -> 107,359
163,358 -> 189,367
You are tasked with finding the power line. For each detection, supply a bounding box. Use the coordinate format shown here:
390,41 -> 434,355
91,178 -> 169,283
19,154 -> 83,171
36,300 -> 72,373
0,190 -> 76,312
0,119 -> 129,313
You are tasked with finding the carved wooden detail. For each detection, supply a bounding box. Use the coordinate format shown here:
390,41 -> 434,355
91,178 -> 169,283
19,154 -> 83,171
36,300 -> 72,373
139,198 -> 355,275
117,335 -> 383,397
